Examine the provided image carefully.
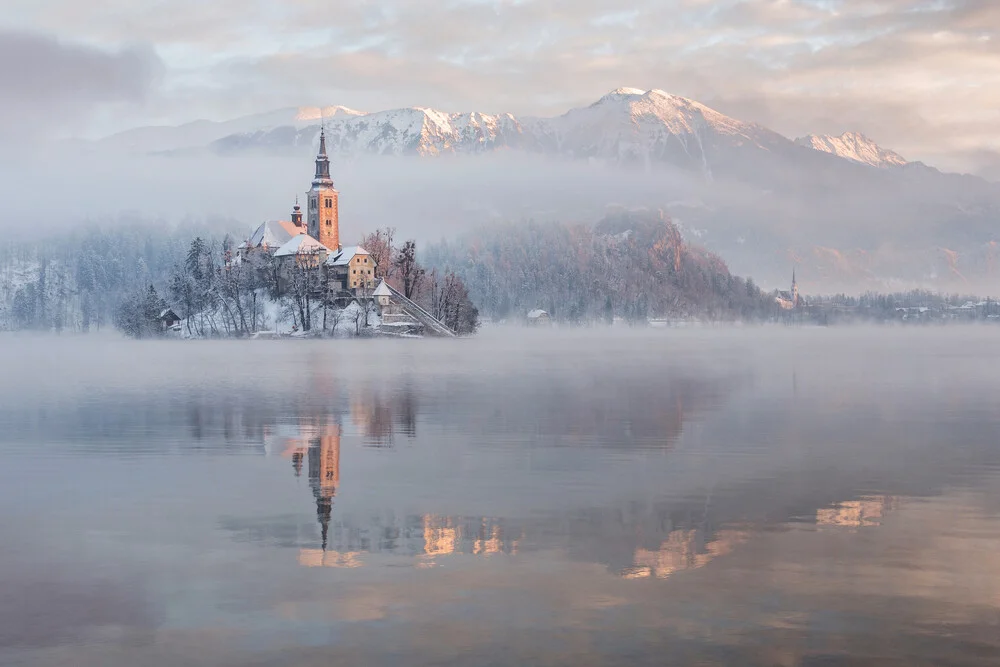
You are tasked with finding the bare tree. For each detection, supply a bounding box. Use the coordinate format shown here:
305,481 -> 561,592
393,240 -> 424,300
359,227 -> 396,279
281,257 -> 324,332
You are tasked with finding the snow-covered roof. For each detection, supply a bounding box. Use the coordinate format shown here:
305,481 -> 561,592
373,279 -> 392,297
274,234 -> 330,257
326,245 -> 371,267
527,309 -> 549,318
159,308 -> 178,319
246,220 -> 305,250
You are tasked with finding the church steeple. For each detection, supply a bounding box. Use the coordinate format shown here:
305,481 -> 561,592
291,196 -> 303,227
313,127 -> 333,186
307,125 -> 340,251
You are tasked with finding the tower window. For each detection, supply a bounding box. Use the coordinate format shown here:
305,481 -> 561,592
325,198 -> 333,208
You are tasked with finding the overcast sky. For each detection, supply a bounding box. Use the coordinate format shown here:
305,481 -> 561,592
2,0 -> 999,174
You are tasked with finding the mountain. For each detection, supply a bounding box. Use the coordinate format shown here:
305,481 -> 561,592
96,105 -> 364,154
74,89 -> 1000,293
206,88 -> 800,178
794,132 -> 908,168
213,107 -> 529,156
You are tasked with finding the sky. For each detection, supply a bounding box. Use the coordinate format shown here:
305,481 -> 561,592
1,0 -> 999,175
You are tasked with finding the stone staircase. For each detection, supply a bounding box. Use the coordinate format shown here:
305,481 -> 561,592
376,281 -> 456,338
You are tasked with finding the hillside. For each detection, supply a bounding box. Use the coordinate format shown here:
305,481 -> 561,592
423,208 -> 776,322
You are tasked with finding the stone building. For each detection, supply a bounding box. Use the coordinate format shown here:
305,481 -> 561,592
241,129 -> 376,295
307,128 -> 340,252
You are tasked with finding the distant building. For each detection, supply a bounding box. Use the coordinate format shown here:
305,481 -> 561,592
527,309 -> 551,326
775,269 -> 801,310
159,308 -> 181,331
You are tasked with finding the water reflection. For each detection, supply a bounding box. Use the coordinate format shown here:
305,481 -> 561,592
816,495 -> 900,528
255,405 -> 913,589
4,331 -> 1000,666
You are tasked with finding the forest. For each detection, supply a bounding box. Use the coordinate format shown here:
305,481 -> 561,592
0,215 -> 479,337
422,208 -> 779,323
5,208 -> 995,336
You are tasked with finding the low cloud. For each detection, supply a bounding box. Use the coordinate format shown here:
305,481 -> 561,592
0,30 -> 162,141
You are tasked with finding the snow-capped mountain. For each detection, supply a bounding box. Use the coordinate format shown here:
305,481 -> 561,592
794,132 -> 907,168
206,88 -> 798,175
214,107 -> 530,156
99,88 -> 912,183
77,88 -> 1000,292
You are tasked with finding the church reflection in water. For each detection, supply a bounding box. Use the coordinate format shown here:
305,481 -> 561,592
250,376 -> 900,579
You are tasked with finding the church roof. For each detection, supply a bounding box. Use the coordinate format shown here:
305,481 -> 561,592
527,309 -> 549,319
274,234 -> 330,257
325,245 -> 371,267
243,220 -> 305,250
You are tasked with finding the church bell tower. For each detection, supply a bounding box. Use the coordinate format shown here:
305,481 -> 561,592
308,128 -> 340,251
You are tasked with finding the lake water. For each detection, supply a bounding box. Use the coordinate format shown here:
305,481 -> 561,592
2,327 -> 999,666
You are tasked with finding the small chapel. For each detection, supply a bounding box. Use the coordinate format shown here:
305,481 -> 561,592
240,129 -> 377,293
775,269 -> 801,311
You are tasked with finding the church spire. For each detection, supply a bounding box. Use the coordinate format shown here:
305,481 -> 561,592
313,126 -> 332,185
307,122 -> 340,252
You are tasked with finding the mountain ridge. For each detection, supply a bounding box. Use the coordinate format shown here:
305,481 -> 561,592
94,88 -> 916,176
794,131 -> 908,169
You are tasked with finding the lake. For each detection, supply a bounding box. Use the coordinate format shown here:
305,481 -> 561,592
1,326 -> 999,666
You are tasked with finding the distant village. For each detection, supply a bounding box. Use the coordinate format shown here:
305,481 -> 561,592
770,271 -> 1000,325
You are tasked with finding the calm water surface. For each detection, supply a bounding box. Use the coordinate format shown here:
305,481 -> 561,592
1,327 -> 999,666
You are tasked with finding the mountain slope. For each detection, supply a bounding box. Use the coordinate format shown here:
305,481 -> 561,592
97,106 -> 364,154
214,107 -> 531,157
794,132 -> 907,168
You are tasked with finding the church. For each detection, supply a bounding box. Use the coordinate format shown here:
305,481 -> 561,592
240,129 -> 377,293
775,269 -> 801,310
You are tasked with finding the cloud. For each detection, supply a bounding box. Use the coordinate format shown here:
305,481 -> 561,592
0,30 -> 162,140
3,0 -> 1000,172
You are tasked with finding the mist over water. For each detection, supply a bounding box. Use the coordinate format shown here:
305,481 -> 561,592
1,326 -> 999,666
6,145 -> 995,293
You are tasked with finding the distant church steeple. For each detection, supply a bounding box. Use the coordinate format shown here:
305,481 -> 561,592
307,126 -> 340,251
791,268 -> 799,308
313,128 -> 333,185
291,196 -> 304,227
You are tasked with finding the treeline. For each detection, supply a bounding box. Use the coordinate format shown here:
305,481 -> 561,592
804,289 -> 1000,323
0,218 -> 217,332
422,208 -> 777,323
814,290 -> 992,310
360,228 -> 479,335
115,235 -> 278,338
116,228 -> 480,338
